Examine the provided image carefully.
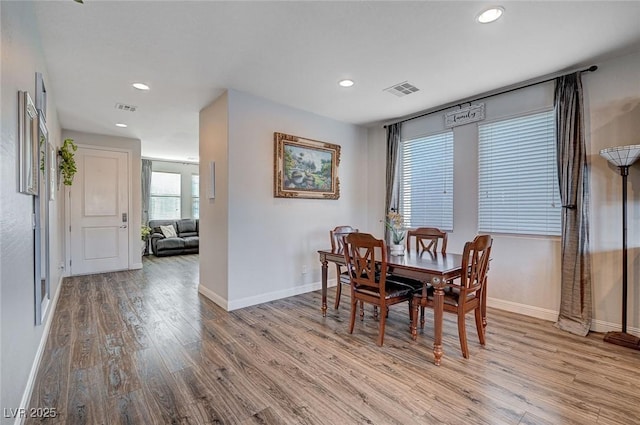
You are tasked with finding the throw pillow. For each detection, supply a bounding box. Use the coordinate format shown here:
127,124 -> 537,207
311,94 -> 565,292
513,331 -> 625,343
160,224 -> 177,238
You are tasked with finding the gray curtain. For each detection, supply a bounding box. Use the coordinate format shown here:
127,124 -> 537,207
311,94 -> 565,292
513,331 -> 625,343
554,72 -> 592,336
141,159 -> 152,225
385,123 -> 401,242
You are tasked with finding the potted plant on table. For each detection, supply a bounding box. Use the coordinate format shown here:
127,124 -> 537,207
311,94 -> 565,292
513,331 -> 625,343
58,138 -> 78,186
385,210 -> 406,255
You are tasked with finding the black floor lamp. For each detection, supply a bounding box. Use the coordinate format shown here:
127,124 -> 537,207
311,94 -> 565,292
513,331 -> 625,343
600,144 -> 640,350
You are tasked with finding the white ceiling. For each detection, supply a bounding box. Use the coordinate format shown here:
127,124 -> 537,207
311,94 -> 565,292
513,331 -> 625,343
32,1 -> 640,162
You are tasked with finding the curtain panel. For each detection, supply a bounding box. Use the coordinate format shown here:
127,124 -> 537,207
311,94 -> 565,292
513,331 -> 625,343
554,72 -> 593,336
141,159 -> 152,225
385,123 -> 401,243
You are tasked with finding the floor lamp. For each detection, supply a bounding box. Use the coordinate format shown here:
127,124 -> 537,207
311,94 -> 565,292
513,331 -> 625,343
600,144 -> 640,350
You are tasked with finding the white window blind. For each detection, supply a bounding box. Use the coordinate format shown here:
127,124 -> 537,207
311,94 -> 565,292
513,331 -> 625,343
478,110 -> 561,236
150,171 -> 181,220
399,131 -> 454,231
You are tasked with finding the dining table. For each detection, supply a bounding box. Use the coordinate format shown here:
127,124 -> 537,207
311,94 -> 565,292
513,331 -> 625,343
318,247 -> 466,365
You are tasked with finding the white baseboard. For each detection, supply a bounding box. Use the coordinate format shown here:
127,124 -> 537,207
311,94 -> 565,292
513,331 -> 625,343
130,261 -> 143,270
198,278 -> 338,311
488,297 -> 640,337
487,297 -> 559,322
15,275 -> 64,425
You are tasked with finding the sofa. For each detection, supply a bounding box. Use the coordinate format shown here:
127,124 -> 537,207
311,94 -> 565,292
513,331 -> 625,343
148,218 -> 199,257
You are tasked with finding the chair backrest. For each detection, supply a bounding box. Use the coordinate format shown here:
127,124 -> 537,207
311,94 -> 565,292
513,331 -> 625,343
330,225 -> 358,254
460,234 -> 492,294
406,227 -> 448,254
343,233 -> 387,293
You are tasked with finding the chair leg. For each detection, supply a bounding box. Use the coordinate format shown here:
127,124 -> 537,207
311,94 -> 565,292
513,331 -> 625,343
373,305 -> 378,319
334,280 -> 342,309
378,308 -> 387,346
420,306 -> 426,329
349,297 -> 357,334
475,307 -> 486,346
457,312 -> 469,359
360,301 -> 365,321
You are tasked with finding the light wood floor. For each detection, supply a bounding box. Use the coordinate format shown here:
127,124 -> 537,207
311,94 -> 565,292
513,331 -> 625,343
26,254 -> 640,424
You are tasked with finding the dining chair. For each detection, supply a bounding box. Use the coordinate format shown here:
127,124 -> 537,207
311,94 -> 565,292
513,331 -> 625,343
329,225 -> 358,309
343,233 -> 416,346
406,227 -> 448,254
411,234 -> 493,358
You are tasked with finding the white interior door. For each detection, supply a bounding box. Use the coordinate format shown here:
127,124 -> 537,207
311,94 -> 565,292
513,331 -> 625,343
70,147 -> 129,275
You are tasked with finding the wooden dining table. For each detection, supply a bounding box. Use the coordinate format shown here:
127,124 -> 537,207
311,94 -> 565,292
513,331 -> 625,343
318,248 -> 465,365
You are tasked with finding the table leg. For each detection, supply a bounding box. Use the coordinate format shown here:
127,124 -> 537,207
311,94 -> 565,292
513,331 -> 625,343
321,257 -> 328,317
433,280 -> 444,366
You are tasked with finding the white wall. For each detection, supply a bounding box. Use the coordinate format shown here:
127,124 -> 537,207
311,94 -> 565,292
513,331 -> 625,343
149,159 -> 199,220
366,50 -> 640,333
1,2 -> 64,422
587,50 -> 640,333
62,130 -> 142,270
199,92 -> 230,304
199,89 -> 369,310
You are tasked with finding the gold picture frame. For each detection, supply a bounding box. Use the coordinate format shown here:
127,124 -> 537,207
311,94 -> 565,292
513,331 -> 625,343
274,132 -> 340,199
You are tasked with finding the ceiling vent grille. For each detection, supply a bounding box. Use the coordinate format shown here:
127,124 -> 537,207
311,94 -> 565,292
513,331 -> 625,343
384,81 -> 420,97
115,103 -> 137,112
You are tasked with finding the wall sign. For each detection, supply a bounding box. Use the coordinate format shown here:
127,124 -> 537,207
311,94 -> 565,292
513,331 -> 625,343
444,103 -> 485,128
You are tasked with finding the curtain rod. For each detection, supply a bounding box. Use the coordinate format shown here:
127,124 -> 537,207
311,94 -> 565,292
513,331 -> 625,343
383,65 -> 598,128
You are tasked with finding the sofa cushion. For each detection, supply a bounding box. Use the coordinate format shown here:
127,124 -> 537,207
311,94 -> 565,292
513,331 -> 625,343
177,219 -> 197,234
184,236 -> 199,249
180,232 -> 198,238
160,224 -> 177,238
156,237 -> 184,250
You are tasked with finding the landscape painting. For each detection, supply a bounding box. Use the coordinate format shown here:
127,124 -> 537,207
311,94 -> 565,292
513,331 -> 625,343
273,132 -> 340,199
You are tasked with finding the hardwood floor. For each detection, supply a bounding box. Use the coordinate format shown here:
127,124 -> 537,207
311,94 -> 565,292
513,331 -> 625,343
26,254 -> 640,424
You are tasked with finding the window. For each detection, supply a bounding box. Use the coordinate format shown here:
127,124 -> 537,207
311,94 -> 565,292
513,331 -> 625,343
398,131 -> 454,231
478,110 -> 561,236
191,174 -> 199,219
150,172 -> 181,219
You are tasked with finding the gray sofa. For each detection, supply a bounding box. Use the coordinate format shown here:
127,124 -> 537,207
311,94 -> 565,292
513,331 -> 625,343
148,218 -> 199,257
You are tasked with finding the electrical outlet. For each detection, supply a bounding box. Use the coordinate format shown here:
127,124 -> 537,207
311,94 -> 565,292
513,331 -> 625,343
302,264 -> 308,275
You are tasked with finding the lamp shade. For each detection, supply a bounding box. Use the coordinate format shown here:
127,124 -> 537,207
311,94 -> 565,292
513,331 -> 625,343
600,144 -> 640,167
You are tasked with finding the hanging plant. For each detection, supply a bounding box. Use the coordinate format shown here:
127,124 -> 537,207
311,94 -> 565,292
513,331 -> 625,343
58,138 -> 78,186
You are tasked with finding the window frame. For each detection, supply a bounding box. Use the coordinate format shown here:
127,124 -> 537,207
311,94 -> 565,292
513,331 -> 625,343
477,108 -> 561,237
397,129 -> 455,232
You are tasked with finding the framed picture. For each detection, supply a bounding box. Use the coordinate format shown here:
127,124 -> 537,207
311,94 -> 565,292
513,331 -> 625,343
274,132 -> 340,199
35,72 -> 47,121
19,91 -> 38,195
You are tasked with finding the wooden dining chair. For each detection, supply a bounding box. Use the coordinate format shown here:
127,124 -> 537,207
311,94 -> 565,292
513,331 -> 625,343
406,227 -> 448,254
411,234 -> 493,358
329,225 -> 358,309
343,233 -> 415,346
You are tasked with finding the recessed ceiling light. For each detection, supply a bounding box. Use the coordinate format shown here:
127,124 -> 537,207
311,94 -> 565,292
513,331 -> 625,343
477,6 -> 504,24
338,79 -> 354,88
132,82 -> 150,91
115,123 -> 128,128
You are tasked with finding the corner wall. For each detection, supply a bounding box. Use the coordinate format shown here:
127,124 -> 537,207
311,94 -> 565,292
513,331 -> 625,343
199,89 -> 369,309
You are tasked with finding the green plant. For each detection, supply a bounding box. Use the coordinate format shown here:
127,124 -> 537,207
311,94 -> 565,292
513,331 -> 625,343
141,225 -> 152,241
58,138 -> 78,186
385,211 -> 406,245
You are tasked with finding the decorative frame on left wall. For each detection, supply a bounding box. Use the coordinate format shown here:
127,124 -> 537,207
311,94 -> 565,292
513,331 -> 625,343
18,91 -> 39,195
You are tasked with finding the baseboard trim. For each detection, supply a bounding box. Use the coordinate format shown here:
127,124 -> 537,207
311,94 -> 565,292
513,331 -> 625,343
198,284 -> 229,310
198,279 -> 337,311
591,319 -> 640,337
487,297 -> 558,322
15,275 -> 64,425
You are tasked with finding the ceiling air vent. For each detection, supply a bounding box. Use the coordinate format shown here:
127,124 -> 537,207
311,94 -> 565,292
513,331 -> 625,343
384,81 -> 420,97
115,103 -> 137,112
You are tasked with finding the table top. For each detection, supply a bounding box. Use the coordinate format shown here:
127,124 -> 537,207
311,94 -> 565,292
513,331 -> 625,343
318,248 -> 463,275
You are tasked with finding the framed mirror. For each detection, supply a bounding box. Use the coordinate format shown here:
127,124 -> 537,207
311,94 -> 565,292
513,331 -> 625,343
34,112 -> 50,325
19,91 -> 38,195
